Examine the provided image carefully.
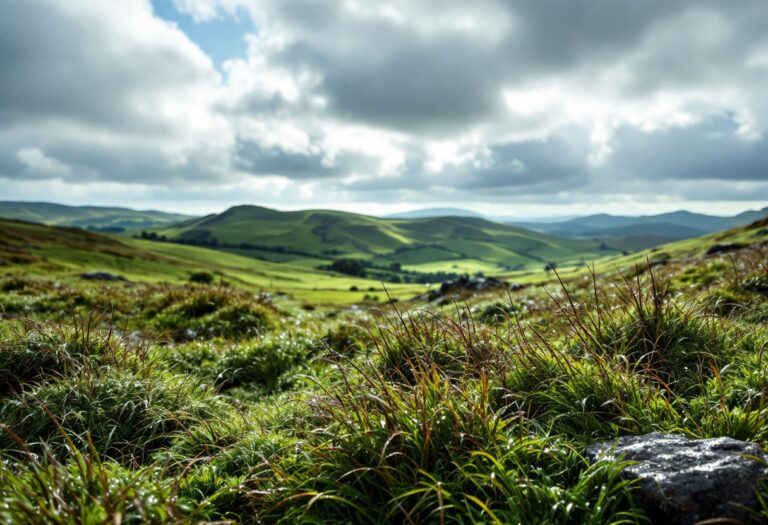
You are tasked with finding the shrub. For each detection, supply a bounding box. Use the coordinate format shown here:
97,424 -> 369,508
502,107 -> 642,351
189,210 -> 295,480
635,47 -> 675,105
0,366 -> 225,463
189,271 -> 215,284
149,289 -> 276,340
163,332 -> 318,393
0,275 -> 36,293
477,300 -> 524,324
241,368 -> 645,524
322,323 -> 367,355
556,270 -> 732,394
0,446 -> 182,524
372,313 -> 490,383
597,306 -> 729,393
0,322 -> 125,397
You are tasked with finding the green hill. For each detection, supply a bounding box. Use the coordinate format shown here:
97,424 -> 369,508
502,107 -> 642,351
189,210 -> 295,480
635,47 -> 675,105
511,207 -> 768,250
147,205 -> 623,273
0,218 -> 420,304
0,201 -> 192,231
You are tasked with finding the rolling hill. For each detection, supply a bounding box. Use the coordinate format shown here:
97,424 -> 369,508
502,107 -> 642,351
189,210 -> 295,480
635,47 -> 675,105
0,218 -> 420,304
145,205 -> 624,273
2,211 -> 767,305
0,201 -> 192,231
510,207 -> 768,249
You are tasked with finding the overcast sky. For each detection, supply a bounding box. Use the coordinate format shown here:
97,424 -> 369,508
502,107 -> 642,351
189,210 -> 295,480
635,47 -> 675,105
1,0 -> 767,217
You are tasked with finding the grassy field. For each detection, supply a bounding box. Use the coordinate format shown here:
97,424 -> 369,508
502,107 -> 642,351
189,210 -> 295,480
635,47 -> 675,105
0,219 -> 423,304
145,204 -> 623,273
1,216 -> 768,523
0,201 -> 191,230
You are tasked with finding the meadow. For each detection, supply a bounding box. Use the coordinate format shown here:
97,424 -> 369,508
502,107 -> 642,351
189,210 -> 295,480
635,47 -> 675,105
0,215 -> 767,523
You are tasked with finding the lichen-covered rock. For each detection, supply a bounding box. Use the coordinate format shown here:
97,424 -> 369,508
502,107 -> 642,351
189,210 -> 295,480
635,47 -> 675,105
587,432 -> 767,525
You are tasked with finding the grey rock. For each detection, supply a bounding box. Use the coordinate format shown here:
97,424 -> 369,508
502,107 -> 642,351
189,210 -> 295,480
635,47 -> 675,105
705,243 -> 747,256
587,432 -> 767,524
426,275 -> 513,301
79,271 -> 127,282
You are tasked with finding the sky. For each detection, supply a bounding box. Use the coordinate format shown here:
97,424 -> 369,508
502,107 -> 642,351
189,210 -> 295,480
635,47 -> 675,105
0,0 -> 767,218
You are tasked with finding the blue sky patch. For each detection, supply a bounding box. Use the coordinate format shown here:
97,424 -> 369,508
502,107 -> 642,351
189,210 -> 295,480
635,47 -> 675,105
151,0 -> 252,67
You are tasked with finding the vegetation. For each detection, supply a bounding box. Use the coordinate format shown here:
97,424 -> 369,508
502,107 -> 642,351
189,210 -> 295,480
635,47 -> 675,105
0,215 -> 767,523
145,204 -> 624,274
0,201 -> 191,230
0,218 -> 422,304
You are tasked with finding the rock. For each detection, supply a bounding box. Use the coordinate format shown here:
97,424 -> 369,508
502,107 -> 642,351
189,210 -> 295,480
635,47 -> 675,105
424,276 -> 524,302
79,271 -> 127,282
705,243 -> 747,256
586,432 -> 767,525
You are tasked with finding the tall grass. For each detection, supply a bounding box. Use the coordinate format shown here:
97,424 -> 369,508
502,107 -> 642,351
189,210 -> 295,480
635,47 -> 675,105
0,244 -> 767,523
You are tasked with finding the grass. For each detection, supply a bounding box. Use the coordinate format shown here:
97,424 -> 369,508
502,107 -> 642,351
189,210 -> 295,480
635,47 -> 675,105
0,217 -> 767,522
0,201 -> 191,229
0,217 -> 426,304
146,204 -> 624,272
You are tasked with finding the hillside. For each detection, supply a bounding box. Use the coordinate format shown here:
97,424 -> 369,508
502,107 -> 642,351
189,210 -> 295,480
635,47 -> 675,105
0,201 -> 192,231
147,205 -> 623,274
511,207 -> 768,249
0,218 -> 420,304
2,211 -> 768,524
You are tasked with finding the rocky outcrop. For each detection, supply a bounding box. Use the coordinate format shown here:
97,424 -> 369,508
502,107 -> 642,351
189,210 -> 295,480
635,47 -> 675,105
587,432 -> 767,525
426,276 -> 522,301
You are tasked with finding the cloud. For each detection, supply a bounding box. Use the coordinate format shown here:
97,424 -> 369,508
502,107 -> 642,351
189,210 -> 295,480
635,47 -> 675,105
0,0 -> 231,184
16,148 -> 72,178
0,0 -> 767,213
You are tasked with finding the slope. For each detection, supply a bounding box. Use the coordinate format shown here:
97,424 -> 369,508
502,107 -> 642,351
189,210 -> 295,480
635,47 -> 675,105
0,219 -> 420,304
0,201 -> 192,231
147,205 -> 622,272
512,207 -> 768,238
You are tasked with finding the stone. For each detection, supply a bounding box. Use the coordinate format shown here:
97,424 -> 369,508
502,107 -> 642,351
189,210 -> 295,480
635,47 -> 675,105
586,432 -> 767,525
425,275 -> 513,301
705,243 -> 747,256
79,271 -> 127,282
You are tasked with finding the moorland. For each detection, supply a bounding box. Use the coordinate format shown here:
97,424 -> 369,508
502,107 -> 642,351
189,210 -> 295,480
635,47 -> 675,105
0,204 -> 767,523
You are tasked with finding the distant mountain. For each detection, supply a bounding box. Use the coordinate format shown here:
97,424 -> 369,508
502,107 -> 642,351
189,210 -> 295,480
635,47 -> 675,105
148,204 -> 621,272
385,207 -> 484,219
0,201 -> 193,231
509,207 -> 768,250
385,208 -> 578,223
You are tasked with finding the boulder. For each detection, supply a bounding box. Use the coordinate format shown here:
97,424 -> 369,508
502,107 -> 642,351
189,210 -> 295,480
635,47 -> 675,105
586,432 -> 767,524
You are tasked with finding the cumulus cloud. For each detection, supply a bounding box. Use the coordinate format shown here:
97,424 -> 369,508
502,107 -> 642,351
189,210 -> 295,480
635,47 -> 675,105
1,0 -> 767,213
16,148 -> 72,179
0,0 -> 232,185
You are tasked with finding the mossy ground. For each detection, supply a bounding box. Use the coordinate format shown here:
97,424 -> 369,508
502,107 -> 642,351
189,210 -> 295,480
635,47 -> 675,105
1,226 -> 768,523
